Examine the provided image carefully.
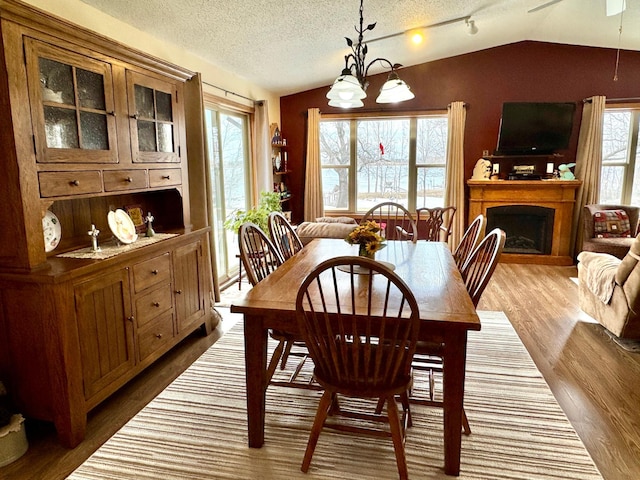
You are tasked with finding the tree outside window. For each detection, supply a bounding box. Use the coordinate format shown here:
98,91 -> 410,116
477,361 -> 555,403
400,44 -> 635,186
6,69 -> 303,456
320,114 -> 448,213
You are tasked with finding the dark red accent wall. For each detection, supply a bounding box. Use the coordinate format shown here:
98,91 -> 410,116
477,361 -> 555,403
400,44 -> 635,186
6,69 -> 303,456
280,41 -> 640,224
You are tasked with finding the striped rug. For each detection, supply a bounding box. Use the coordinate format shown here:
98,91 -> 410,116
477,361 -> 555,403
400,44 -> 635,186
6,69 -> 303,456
69,311 -> 602,479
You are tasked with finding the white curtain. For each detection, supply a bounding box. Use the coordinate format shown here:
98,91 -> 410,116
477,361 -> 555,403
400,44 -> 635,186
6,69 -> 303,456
572,96 -> 606,255
444,101 -> 467,249
254,100 -> 272,196
304,108 -> 323,221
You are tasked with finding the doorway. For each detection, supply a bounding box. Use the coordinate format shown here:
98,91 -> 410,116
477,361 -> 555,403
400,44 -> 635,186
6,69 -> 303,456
204,106 -> 252,285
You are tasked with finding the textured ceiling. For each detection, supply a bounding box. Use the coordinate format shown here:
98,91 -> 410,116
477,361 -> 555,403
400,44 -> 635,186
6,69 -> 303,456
77,0 -> 640,96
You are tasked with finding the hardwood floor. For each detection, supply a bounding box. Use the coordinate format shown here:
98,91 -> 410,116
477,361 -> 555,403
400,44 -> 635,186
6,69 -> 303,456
480,263 -> 640,480
2,263 -> 639,479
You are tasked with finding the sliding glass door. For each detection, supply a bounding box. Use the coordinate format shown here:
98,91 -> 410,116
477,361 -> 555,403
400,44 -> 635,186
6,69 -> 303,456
205,105 -> 252,285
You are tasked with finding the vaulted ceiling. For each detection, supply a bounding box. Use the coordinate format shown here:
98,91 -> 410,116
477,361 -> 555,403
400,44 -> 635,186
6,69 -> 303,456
78,0 -> 639,96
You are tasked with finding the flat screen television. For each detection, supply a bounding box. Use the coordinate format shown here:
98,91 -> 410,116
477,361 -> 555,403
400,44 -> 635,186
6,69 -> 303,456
496,102 -> 576,155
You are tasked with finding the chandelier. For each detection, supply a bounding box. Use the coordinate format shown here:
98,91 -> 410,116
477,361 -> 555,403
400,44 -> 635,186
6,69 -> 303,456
327,0 -> 415,108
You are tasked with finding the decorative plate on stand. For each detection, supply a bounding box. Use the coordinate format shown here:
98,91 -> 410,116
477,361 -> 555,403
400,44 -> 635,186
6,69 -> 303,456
42,210 -> 61,253
108,209 -> 138,244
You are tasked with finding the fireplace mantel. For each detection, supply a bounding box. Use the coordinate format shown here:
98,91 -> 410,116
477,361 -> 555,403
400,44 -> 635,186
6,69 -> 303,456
468,179 -> 582,265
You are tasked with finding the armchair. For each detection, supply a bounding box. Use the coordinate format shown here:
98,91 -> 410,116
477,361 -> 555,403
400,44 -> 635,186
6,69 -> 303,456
582,204 -> 640,259
577,233 -> 640,343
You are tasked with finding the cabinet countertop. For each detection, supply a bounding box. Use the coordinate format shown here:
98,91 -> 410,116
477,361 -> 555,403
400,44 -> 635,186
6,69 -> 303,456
0,227 -> 210,284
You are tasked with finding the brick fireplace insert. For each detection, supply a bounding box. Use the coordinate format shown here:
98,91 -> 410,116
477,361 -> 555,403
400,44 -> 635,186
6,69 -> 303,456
467,179 -> 581,265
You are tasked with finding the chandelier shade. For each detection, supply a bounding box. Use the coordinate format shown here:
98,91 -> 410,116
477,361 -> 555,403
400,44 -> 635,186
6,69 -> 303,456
326,71 -> 367,101
328,98 -> 365,108
375,72 -> 415,103
328,0 -> 414,109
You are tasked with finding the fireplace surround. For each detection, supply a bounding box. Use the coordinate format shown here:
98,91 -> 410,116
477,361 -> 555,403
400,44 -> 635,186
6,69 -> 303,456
468,179 -> 581,265
487,205 -> 555,255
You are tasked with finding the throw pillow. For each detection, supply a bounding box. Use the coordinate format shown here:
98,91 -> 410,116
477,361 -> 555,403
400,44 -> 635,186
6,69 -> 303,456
593,209 -> 631,238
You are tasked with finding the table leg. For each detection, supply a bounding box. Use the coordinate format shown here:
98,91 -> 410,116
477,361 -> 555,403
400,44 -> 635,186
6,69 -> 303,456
443,331 -> 468,476
244,314 -> 267,447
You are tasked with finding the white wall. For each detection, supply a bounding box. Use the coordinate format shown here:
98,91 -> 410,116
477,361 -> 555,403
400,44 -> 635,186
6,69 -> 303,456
21,0 -> 281,122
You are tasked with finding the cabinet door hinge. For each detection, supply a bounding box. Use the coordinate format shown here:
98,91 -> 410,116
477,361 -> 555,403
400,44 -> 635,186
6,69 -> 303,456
32,135 -> 37,154
178,146 -> 181,158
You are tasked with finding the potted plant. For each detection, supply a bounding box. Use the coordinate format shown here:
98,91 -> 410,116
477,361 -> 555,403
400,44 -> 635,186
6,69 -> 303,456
223,191 -> 282,234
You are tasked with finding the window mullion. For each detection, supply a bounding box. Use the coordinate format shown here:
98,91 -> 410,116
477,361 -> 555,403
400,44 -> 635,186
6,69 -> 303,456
622,111 -> 640,204
349,119 -> 357,213
407,118 -> 417,212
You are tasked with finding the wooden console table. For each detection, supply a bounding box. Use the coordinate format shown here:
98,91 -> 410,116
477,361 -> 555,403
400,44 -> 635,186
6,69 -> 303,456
468,179 -> 581,265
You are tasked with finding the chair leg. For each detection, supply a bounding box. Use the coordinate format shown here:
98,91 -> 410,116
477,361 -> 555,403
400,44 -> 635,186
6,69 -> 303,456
386,395 -> 409,480
280,340 -> 294,370
462,408 -> 471,436
374,397 -> 385,415
429,369 -> 435,401
301,389 -> 333,473
328,392 -> 341,416
399,391 -> 412,429
265,339 -> 285,386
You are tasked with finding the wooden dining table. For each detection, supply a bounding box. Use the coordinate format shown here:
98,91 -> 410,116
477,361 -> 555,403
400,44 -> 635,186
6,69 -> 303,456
230,238 -> 480,476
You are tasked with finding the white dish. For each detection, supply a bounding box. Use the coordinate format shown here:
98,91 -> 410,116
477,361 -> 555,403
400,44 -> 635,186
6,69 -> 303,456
108,209 -> 138,244
42,210 -> 61,253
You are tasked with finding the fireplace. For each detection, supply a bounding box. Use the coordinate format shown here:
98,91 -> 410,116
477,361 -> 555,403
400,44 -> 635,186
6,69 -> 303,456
467,179 -> 580,265
486,205 -> 554,255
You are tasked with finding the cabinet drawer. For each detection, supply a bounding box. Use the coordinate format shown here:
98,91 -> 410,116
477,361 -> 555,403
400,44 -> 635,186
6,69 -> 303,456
135,283 -> 173,327
103,169 -> 148,191
137,311 -> 174,362
149,168 -> 182,188
132,253 -> 171,292
39,171 -> 103,197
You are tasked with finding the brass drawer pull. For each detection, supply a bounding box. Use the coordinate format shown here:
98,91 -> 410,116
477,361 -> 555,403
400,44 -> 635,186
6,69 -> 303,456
127,316 -> 134,322
162,175 -> 171,180
151,269 -> 158,275
126,176 -> 133,182
175,289 -> 182,295
153,302 -> 160,307
155,333 -> 162,339
71,180 -> 80,186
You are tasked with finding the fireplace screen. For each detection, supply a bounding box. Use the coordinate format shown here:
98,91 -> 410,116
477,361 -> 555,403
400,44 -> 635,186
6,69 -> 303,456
486,205 -> 555,255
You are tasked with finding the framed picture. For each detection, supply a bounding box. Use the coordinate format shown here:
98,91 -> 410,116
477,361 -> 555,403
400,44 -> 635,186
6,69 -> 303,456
125,205 -> 147,234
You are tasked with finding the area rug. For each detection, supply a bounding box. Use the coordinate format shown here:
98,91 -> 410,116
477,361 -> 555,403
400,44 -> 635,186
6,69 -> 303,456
69,311 -> 602,479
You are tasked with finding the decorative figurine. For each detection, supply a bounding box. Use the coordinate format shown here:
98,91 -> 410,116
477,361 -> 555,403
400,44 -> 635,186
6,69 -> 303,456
558,163 -> 576,180
471,158 -> 492,180
145,212 -> 156,237
88,224 -> 101,252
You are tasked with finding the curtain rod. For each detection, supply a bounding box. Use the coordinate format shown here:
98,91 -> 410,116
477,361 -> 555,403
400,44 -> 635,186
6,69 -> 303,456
203,81 -> 260,104
320,105 -> 455,116
606,97 -> 640,103
584,97 -> 640,103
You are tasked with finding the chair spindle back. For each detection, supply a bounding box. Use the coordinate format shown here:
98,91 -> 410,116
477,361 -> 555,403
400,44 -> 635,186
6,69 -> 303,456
238,222 -> 284,286
361,202 -> 418,242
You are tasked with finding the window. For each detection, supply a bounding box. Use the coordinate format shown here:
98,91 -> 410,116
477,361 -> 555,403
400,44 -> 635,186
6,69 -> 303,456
600,107 -> 640,205
320,113 -> 448,213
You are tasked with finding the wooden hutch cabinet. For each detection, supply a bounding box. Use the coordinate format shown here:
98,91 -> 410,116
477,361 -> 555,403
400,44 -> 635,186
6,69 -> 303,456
0,0 -> 215,448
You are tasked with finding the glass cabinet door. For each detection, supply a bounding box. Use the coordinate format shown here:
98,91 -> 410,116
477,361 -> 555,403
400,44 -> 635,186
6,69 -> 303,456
24,38 -> 118,164
127,71 -> 180,163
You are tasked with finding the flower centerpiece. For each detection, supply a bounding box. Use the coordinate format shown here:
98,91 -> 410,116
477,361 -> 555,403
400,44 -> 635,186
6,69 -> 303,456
345,220 -> 386,259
